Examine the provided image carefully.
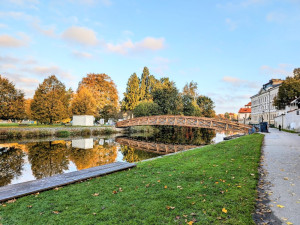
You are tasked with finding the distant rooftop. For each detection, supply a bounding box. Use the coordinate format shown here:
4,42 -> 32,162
238,108 -> 251,113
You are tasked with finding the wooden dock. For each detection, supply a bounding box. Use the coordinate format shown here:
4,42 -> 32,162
0,161 -> 136,202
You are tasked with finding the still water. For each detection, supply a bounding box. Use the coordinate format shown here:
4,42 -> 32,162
0,128 -> 234,187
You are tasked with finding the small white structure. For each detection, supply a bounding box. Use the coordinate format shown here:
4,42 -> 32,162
274,97 -> 300,132
100,119 -> 105,125
72,115 -> 95,126
72,138 -> 94,149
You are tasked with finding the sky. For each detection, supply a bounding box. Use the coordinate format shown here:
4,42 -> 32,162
0,0 -> 300,114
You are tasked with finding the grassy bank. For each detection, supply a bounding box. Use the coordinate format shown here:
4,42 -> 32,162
0,134 -> 263,224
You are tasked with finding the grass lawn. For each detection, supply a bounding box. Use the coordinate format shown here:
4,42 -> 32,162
0,134 -> 264,225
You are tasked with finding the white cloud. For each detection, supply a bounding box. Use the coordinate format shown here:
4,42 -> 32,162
106,37 -> 165,55
32,20 -> 56,37
260,64 -> 293,78
62,26 -> 98,46
222,76 -> 259,89
72,50 -> 93,58
0,33 -> 30,47
5,0 -> 39,9
0,11 -> 33,20
0,23 -> 7,28
225,18 -> 238,31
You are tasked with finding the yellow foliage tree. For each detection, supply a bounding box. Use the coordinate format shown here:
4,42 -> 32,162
71,86 -> 97,116
78,74 -> 119,116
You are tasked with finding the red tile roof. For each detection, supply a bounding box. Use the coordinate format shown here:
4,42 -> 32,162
245,102 -> 251,106
238,108 -> 251,113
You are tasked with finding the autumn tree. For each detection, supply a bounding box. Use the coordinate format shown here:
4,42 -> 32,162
24,99 -> 32,119
31,75 -> 70,124
197,95 -> 216,117
183,81 -> 198,100
0,75 -> 26,120
274,68 -> 300,109
79,73 -> 119,115
121,73 -> 140,111
71,86 -> 97,115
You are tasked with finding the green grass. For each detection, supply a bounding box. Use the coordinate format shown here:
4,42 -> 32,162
0,134 -> 264,225
0,123 -> 19,127
281,128 -> 299,134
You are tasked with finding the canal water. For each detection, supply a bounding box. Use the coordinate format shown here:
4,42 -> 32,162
0,127 -> 236,187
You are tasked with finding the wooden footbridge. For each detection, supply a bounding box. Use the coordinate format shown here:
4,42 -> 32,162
116,137 -> 199,155
116,115 -> 251,132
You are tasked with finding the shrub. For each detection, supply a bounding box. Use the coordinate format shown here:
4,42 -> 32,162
100,128 -> 115,135
56,130 -> 70,138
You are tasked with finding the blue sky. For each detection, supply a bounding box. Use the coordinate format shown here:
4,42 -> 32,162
0,0 -> 299,114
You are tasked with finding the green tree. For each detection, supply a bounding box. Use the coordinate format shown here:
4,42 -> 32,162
133,101 -> 161,117
122,73 -> 140,111
152,82 -> 183,115
99,104 -> 120,121
224,112 -> 230,119
31,75 -> 70,124
274,68 -> 300,109
182,95 -> 201,116
197,95 -> 216,117
0,75 -> 26,120
140,67 -> 150,101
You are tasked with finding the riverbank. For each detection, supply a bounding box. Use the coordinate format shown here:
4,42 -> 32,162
0,133 -> 263,224
0,126 -> 125,140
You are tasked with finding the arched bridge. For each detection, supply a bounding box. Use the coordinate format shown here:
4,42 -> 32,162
116,137 -> 199,155
116,115 -> 251,132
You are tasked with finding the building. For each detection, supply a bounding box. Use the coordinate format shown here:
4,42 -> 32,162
72,115 -> 95,126
274,97 -> 300,132
238,102 -> 251,124
251,79 -> 283,125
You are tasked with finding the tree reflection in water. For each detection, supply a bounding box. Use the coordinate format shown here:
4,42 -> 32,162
69,141 -> 117,170
120,145 -> 159,163
132,127 -> 216,145
27,141 -> 69,179
0,147 -> 25,186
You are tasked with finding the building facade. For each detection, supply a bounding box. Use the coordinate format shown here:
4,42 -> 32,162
251,79 -> 283,125
238,102 -> 251,124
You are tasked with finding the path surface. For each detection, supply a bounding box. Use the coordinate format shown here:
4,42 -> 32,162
262,128 -> 300,224
0,162 -> 136,202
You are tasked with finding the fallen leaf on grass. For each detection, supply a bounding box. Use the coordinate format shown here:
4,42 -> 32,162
52,211 -> 60,214
119,188 -> 123,192
27,205 -> 32,208
177,186 -> 183,189
92,213 -> 97,215
164,186 -> 167,189
92,193 -> 99,197
112,190 -> 118,194
187,221 -> 194,225
166,206 -> 175,210
157,180 -> 160,183
222,208 -> 228,213
7,199 -> 16,204
237,186 -> 242,188
277,205 -> 285,208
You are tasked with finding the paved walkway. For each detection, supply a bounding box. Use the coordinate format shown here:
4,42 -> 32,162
262,128 -> 300,224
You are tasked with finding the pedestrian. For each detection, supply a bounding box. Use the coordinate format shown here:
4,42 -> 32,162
279,125 -> 281,131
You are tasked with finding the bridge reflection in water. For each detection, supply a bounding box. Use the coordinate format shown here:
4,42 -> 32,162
116,137 -> 200,155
